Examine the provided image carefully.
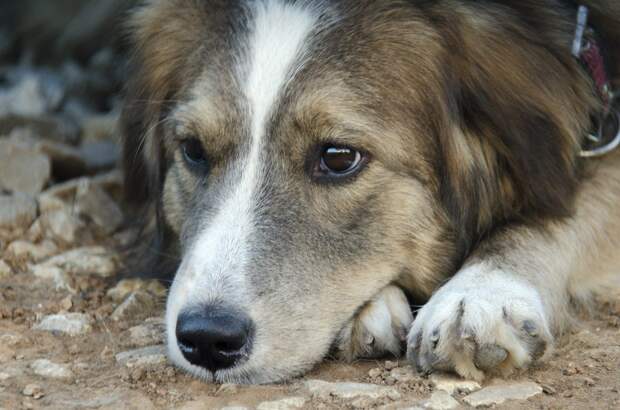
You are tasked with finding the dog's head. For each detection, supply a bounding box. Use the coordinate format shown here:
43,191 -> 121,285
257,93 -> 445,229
122,0 -> 601,383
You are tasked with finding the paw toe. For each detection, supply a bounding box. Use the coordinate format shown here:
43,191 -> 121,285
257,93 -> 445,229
474,343 -> 508,370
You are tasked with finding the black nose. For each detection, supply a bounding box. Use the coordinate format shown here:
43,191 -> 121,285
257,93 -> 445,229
175,305 -> 253,372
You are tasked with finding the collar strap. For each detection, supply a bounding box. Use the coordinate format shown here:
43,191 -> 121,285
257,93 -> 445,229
573,5 -> 620,158
572,6 -> 613,106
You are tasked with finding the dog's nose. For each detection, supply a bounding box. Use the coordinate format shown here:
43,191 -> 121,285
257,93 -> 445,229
175,306 -> 253,372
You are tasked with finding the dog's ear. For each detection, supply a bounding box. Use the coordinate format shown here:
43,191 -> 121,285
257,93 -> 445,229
120,0 -> 206,205
435,7 -> 600,254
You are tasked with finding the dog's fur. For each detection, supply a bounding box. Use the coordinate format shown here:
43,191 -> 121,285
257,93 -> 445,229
121,0 -> 620,383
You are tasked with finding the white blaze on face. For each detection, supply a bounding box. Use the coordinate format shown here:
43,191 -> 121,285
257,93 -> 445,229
166,0 -> 318,375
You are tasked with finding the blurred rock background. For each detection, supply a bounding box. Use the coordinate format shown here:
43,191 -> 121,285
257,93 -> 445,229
0,0 -> 135,246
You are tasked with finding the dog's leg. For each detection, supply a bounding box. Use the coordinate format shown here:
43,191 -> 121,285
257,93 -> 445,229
335,285 -> 413,361
407,159 -> 620,380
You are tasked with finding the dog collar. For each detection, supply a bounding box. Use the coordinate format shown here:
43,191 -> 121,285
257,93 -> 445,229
573,5 -> 620,158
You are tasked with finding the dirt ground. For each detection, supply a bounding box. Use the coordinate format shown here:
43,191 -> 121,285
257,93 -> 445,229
0,248 -> 618,410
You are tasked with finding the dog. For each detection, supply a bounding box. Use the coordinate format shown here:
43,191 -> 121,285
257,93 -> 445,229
120,0 -> 620,384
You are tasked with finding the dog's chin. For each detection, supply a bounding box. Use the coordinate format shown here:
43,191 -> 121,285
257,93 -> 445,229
166,339 -> 315,385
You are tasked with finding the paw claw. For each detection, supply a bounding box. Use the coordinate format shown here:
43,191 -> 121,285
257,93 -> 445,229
522,320 -> 538,337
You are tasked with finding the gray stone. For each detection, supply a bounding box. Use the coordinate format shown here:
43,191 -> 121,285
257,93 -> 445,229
79,141 -> 119,172
0,193 -> 38,230
40,208 -> 85,244
22,383 -> 44,399
430,373 -> 481,395
305,379 -> 401,401
257,397 -> 307,410
38,179 -> 82,213
6,240 -> 58,262
125,317 -> 165,347
80,111 -> 119,143
29,263 -> 73,291
0,260 -> 13,277
0,114 -> 80,147
0,75 -> 59,117
463,382 -> 543,407
115,345 -> 167,368
110,291 -> 158,322
30,359 -> 74,380
34,313 -> 92,336
422,391 -> 459,410
0,139 -> 51,195
75,179 -> 123,233
36,246 -> 117,278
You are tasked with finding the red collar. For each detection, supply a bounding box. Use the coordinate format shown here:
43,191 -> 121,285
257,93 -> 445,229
573,5 -> 619,157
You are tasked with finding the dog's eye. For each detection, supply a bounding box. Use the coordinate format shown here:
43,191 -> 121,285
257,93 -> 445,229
314,145 -> 367,180
181,138 -> 208,169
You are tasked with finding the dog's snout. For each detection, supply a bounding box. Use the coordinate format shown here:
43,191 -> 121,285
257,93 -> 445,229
175,305 -> 253,372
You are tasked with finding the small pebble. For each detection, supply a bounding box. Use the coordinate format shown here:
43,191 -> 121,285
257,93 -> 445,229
22,384 -> 44,399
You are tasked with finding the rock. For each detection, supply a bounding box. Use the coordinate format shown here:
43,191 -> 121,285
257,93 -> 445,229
430,374 -> 481,395
40,208 -> 85,244
30,359 -> 74,380
0,193 -> 38,230
35,246 -> 117,278
0,115 -> 81,145
0,74 -> 60,117
29,263 -> 73,291
368,368 -> 383,378
38,179 -> 83,213
0,139 -> 51,195
81,111 -> 119,143
34,313 -> 92,336
125,317 -> 165,347
79,141 -> 120,172
75,179 -> 123,233
390,367 -> 417,383
215,383 -> 239,396
107,279 -> 167,302
115,345 -> 167,368
256,396 -> 307,410
110,291 -> 158,321
6,240 -> 58,262
305,380 -> 401,401
22,384 -> 44,399
0,260 -> 13,277
463,382 -> 543,407
385,360 -> 399,370
421,391 -> 460,410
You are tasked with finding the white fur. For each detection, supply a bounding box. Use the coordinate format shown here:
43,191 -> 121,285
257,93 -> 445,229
166,0 -> 318,378
360,285 -> 414,355
407,262 -> 552,380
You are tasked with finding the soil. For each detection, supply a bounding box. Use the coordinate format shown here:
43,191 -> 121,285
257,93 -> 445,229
0,259 -> 618,409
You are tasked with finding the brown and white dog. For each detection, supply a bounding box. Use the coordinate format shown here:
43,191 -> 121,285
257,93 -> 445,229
121,0 -> 620,384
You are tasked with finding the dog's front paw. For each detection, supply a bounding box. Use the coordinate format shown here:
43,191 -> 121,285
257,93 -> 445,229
406,266 -> 553,381
335,285 -> 413,361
